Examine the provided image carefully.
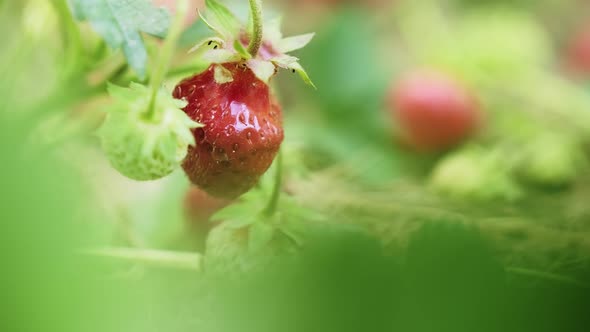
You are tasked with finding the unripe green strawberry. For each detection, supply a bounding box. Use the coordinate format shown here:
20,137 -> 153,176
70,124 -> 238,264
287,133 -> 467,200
518,134 -> 587,187
425,9 -> 551,85
430,147 -> 521,201
98,83 -> 200,181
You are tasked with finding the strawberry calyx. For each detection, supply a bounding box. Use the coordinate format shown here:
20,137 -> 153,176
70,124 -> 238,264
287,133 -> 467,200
189,0 -> 315,87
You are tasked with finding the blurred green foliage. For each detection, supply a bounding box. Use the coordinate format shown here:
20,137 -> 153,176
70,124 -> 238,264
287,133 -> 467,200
2,0 -> 590,331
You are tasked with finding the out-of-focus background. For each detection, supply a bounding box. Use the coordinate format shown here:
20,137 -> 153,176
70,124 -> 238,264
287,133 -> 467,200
2,0 -> 590,331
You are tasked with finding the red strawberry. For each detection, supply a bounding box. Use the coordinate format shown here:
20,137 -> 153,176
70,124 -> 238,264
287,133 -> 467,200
564,23 -> 590,78
173,0 -> 314,198
388,71 -> 481,151
174,64 -> 284,198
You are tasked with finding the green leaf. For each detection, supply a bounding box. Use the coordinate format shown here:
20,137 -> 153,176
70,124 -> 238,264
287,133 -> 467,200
248,222 -> 274,252
70,0 -> 170,79
203,0 -> 241,39
277,33 -> 315,53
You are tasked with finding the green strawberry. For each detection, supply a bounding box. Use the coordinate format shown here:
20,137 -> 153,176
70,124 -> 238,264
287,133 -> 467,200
98,83 -> 200,181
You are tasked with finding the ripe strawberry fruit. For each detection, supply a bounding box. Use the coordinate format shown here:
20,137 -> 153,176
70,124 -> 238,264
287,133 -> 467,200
173,0 -> 314,198
174,64 -> 284,198
388,71 -> 481,151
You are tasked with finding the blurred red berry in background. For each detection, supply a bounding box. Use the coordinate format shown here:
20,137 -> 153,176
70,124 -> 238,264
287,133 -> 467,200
388,71 -> 482,152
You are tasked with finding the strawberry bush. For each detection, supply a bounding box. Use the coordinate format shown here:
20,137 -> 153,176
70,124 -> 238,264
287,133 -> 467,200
2,0 -> 590,331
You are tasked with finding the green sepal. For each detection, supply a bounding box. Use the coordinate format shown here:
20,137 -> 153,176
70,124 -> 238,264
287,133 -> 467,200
188,37 -> 225,54
246,59 -> 275,84
277,33 -> 315,53
233,40 -> 251,59
193,4 -> 315,88
264,16 -> 283,44
271,55 -> 315,88
197,9 -> 226,38
289,62 -> 316,89
202,49 -> 242,63
271,54 -> 298,67
202,0 -> 241,39
214,65 -> 234,84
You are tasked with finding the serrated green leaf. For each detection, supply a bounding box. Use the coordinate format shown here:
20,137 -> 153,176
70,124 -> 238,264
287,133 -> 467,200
246,59 -> 275,83
248,222 -> 274,252
71,0 -> 170,79
277,33 -> 315,53
203,0 -> 241,39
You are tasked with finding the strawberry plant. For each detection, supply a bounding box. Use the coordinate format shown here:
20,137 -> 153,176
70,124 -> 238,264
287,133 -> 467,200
4,0 -> 590,331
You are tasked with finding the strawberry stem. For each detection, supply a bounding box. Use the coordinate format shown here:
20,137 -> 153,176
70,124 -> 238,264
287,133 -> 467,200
263,149 -> 283,217
247,0 -> 263,57
145,0 -> 188,120
53,0 -> 84,78
85,247 -> 202,271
